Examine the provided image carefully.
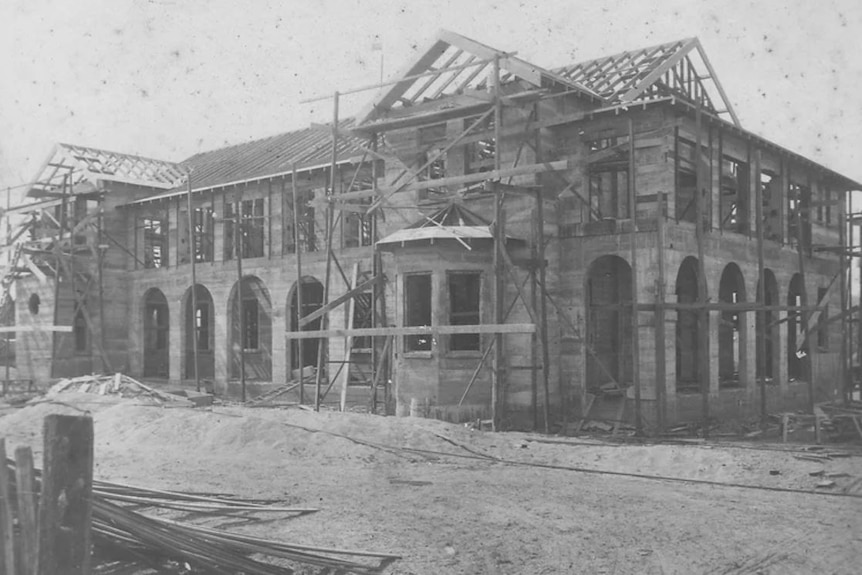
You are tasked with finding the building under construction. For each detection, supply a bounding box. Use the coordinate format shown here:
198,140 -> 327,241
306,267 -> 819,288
3,31 -> 861,431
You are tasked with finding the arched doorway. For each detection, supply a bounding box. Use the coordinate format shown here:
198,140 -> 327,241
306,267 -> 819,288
183,284 -> 215,380
756,269 -> 780,382
288,277 -> 325,374
787,273 -> 807,381
143,288 -> 169,378
585,255 -> 632,390
227,276 -> 272,380
675,256 -> 706,390
718,263 -> 746,388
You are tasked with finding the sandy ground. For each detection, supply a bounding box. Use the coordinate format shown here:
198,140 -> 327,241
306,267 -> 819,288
2,392 -> 861,574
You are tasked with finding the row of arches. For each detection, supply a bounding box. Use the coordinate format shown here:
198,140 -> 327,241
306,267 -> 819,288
585,255 -> 809,391
141,276 -> 326,380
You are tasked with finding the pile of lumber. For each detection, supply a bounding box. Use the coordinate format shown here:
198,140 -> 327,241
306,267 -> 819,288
2,457 -> 400,574
47,373 -> 189,404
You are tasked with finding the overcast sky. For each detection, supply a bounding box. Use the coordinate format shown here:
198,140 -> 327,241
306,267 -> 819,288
1,0 -> 860,198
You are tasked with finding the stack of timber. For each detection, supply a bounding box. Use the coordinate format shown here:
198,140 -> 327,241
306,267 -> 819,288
47,373 -> 192,405
2,451 -> 400,574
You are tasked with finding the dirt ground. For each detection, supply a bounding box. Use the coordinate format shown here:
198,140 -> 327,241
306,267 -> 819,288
1,392 -> 861,574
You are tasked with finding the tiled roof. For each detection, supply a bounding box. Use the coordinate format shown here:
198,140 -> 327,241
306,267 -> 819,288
180,119 -> 363,191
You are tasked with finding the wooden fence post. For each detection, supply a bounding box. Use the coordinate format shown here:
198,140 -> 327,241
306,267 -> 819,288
16,446 -> 39,575
0,439 -> 15,574
38,415 -> 94,575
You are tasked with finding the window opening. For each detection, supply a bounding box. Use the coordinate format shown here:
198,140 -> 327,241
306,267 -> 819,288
448,272 -> 481,351
720,156 -> 750,233
242,298 -> 259,351
464,115 -> 496,174
405,274 -> 432,352
283,189 -> 317,254
141,216 -> 168,268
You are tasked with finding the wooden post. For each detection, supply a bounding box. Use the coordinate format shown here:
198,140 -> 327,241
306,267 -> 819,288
0,440 -> 15,574
796,174 -> 813,413
186,171 -> 201,392
15,446 -> 39,575
655,192 -> 667,431
492,55 -> 505,431
339,263 -> 360,411
291,164 -> 305,405
38,414 -> 94,575
694,104 -> 710,438
530,204 -> 539,431
234,187 -> 246,402
838,195 -> 851,401
537,191 -> 551,435
628,119 -> 642,435
315,91 -> 340,412
754,150 -> 768,429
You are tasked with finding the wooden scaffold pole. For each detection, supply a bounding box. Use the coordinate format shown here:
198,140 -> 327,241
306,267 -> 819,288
292,164 -> 305,404
754,149 -> 768,429
694,104 -> 710,438
628,118 -> 643,435
655,191 -> 667,432
186,170 -> 201,392
314,91 -> 340,411
492,55 -> 504,431
234,185 -> 247,402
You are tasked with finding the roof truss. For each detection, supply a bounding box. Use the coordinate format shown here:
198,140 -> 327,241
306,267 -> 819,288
355,29 -> 602,127
26,143 -> 185,198
556,38 -> 740,126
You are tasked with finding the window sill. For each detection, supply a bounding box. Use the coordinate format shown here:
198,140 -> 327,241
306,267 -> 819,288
445,350 -> 482,358
403,351 -> 433,359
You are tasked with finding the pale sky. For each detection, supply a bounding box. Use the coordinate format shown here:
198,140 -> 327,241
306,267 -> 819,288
1,0 -> 861,198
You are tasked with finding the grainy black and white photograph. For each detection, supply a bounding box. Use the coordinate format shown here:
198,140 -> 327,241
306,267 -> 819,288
0,1 -> 860,573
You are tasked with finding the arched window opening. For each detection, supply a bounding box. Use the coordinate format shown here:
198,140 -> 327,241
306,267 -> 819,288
718,264 -> 746,388
585,256 -> 633,392
675,257 -> 705,392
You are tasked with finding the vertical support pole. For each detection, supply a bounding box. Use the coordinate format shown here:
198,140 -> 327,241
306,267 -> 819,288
315,91 -> 340,411
796,175 -> 813,413
840,194 -> 849,403
655,192 -> 667,431
15,445 -> 39,575
370,136 -> 381,414
4,186 -> 10,391
530,202 -> 539,431
97,196 -> 106,374
340,263 -> 360,412
186,171 -> 200,392
628,119 -> 642,435
491,55 -> 509,432
694,104 -> 710,438
0,440 -> 15,575
754,150 -> 768,428
234,187 -> 246,402
537,192 -> 551,434
292,165 -> 305,404
858,209 -> 862,402
38,414 -> 94,575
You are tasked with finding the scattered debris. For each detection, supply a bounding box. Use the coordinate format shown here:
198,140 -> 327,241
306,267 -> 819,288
47,373 -> 196,405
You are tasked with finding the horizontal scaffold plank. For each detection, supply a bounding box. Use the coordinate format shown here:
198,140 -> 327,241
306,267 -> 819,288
0,326 -> 72,333
285,323 -> 535,339
335,159 -> 570,202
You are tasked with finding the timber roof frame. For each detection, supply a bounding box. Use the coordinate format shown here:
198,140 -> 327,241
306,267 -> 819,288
26,143 -> 186,198
354,29 -> 604,128
554,37 -> 740,126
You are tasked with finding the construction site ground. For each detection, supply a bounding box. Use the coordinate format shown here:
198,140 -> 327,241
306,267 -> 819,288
1,392 -> 860,575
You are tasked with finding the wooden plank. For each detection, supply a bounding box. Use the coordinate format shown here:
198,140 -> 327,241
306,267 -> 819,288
339,263 -> 360,412
0,326 -> 72,334
298,275 -> 380,328
15,446 -> 39,575
38,414 -> 94,575
287,323 -> 536,339
0,440 -> 15,575
340,159 -> 570,202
